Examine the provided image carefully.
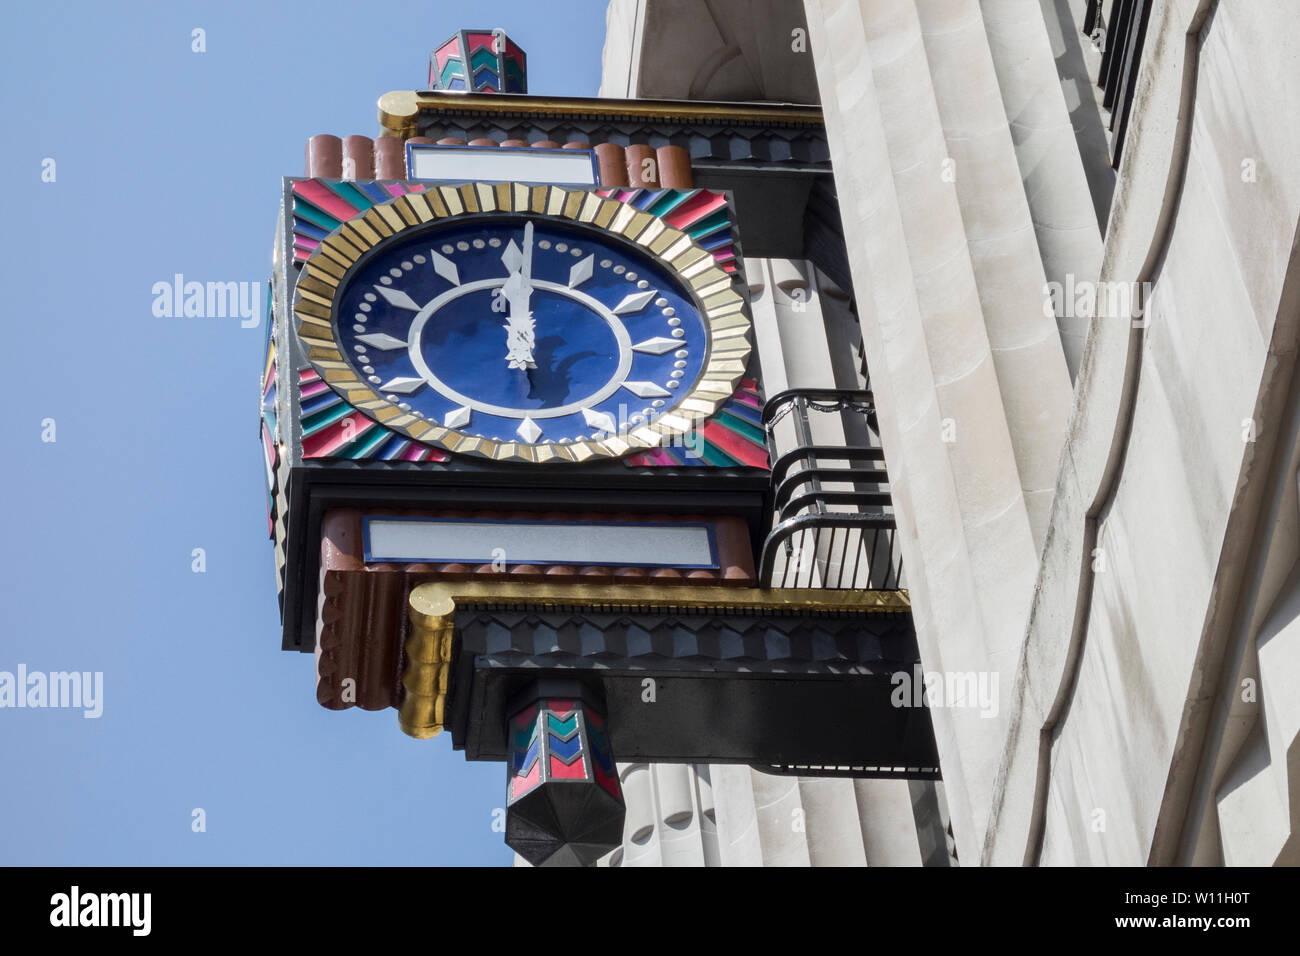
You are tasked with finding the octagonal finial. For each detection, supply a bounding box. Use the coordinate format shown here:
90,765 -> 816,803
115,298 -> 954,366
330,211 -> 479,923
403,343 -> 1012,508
505,682 -> 624,866
430,29 -> 527,93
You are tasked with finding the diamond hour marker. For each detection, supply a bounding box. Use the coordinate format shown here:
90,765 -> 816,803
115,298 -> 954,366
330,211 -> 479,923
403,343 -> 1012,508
372,285 -> 423,311
517,417 -> 542,443
612,290 -> 658,315
356,332 -> 407,351
621,381 -> 672,399
582,407 -> 618,434
378,377 -> 425,395
569,254 -> 595,288
632,337 -> 679,355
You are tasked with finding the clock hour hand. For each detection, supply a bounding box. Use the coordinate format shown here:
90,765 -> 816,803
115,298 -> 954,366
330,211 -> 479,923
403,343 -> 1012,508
500,221 -> 536,371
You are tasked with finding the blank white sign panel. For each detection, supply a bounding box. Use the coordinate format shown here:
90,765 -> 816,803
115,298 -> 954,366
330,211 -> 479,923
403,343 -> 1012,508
408,145 -> 598,186
365,518 -> 717,568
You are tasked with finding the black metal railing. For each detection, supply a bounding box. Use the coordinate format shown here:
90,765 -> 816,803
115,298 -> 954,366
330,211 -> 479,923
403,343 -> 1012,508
759,388 -> 903,590
1085,0 -> 1153,167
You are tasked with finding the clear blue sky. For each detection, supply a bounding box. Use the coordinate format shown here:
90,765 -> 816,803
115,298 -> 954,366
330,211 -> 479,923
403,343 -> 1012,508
0,0 -> 607,865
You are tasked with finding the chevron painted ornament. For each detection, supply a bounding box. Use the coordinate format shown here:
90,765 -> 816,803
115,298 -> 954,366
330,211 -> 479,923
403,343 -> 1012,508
505,691 -> 623,867
429,29 -> 527,93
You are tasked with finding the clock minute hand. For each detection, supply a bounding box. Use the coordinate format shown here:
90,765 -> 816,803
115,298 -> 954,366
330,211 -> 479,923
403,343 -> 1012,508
501,221 -> 536,371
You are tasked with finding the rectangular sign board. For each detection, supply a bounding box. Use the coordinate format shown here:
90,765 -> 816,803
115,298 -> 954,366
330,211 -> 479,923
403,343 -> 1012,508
364,516 -> 718,568
406,143 -> 599,186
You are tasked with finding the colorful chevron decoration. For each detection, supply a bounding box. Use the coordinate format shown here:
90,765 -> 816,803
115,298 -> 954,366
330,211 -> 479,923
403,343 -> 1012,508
290,179 -> 430,263
625,378 -> 768,470
298,367 -> 449,463
595,188 -> 739,274
584,708 -> 620,799
428,30 -> 527,94
506,698 -> 622,802
509,705 -> 542,800
293,183 -> 737,274
504,695 -> 625,865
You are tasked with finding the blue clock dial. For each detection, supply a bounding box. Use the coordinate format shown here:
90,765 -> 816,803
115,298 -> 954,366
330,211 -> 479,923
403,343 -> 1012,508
334,218 -> 709,445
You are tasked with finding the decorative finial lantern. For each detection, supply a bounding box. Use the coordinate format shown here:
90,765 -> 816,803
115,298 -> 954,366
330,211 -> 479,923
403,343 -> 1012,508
429,29 -> 527,93
504,683 -> 624,867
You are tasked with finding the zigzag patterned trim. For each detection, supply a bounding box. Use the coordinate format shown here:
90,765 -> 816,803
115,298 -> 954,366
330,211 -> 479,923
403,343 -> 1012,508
298,368 -> 450,462
625,378 -> 767,469
594,188 -> 738,274
290,179 -> 430,263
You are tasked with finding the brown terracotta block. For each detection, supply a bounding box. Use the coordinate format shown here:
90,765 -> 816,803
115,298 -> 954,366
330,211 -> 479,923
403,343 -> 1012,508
305,134 -> 343,178
509,565 -> 547,582
342,135 -> 375,180
578,566 -> 614,584
316,575 -> 358,709
531,140 -> 559,149
320,509 -> 364,572
713,516 -> 756,585
562,141 -> 591,150
624,143 -> 658,187
436,137 -> 468,146
374,136 -> 407,179
468,137 -> 498,147
656,145 -> 693,189
356,572 -> 404,710
500,139 -> 530,148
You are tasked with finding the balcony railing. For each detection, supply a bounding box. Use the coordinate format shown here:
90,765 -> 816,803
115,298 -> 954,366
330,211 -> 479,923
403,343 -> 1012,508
759,388 -> 903,590
1085,0 -> 1153,166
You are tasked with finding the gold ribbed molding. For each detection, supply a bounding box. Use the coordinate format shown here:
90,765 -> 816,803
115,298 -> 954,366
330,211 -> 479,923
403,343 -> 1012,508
378,90 -> 825,140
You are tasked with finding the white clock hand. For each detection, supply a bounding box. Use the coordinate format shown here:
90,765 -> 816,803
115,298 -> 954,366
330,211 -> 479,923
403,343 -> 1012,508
501,221 -> 536,370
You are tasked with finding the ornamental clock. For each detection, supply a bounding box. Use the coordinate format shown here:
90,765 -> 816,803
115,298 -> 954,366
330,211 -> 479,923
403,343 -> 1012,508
292,184 -> 752,464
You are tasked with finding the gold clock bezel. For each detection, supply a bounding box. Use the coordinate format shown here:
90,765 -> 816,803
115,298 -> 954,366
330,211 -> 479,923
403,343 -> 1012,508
292,182 -> 751,464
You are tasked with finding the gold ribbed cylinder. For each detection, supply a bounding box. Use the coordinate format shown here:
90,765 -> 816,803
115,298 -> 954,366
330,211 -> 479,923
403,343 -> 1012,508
398,612 -> 454,739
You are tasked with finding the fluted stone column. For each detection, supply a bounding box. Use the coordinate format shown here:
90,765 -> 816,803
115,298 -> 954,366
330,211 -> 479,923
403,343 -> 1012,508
854,778 -> 925,864
914,0 -> 1074,544
804,0 -> 1046,864
982,0 -> 1107,379
700,764 -> 757,866
605,763 -> 720,867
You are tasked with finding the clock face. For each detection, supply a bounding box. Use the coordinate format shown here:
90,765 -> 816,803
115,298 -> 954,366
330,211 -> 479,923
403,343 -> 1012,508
293,185 -> 751,464
335,218 -> 707,446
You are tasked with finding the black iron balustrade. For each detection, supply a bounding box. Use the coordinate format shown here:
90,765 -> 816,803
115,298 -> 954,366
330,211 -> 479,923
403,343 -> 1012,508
759,388 -> 903,590
1085,0 -> 1153,166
